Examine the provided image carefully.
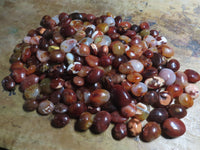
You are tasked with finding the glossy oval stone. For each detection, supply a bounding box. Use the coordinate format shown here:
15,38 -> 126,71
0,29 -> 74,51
20,74 -> 39,91
23,99 -> 38,111
139,29 -> 150,37
2,76 -> 16,91
147,108 -> 168,124
49,89 -> 62,104
38,100 -> 55,115
104,17 -> 115,26
158,44 -> 174,58
11,68 -> 26,83
60,39 -> 77,53
76,112 -> 93,131
128,59 -> 144,73
159,68 -> 176,85
166,84 -> 183,98
60,25 -> 76,37
62,89 -> 77,105
178,93 -> 193,108
51,114 -> 70,128
10,61 -> 24,71
175,71 -> 188,88
125,30 -> 136,38
86,67 -> 104,84
168,104 -> 187,119
110,84 -> 132,108
142,91 -> 159,105
184,69 -> 200,83
52,31 -> 64,44
101,60 -> 113,71
162,118 -> 186,138
24,84 -> 40,100
36,50 -> 50,63
89,89 -> 110,107
131,82 -> 148,97
127,72 -> 143,83
151,53 -> 166,68
141,122 -> 161,142
112,123 -> 127,140
166,59 -> 180,72
114,16 -> 122,27
91,111 -> 111,134
85,55 -> 99,67
112,55 -> 128,68
69,12 -> 83,20
111,41 -> 125,56
73,76 -> 84,86
40,15 -> 56,29
74,43 -> 90,56
140,22 -> 150,30
58,12 -> 69,23
68,101 -> 87,118
96,23 -> 109,33
50,50 -> 65,63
